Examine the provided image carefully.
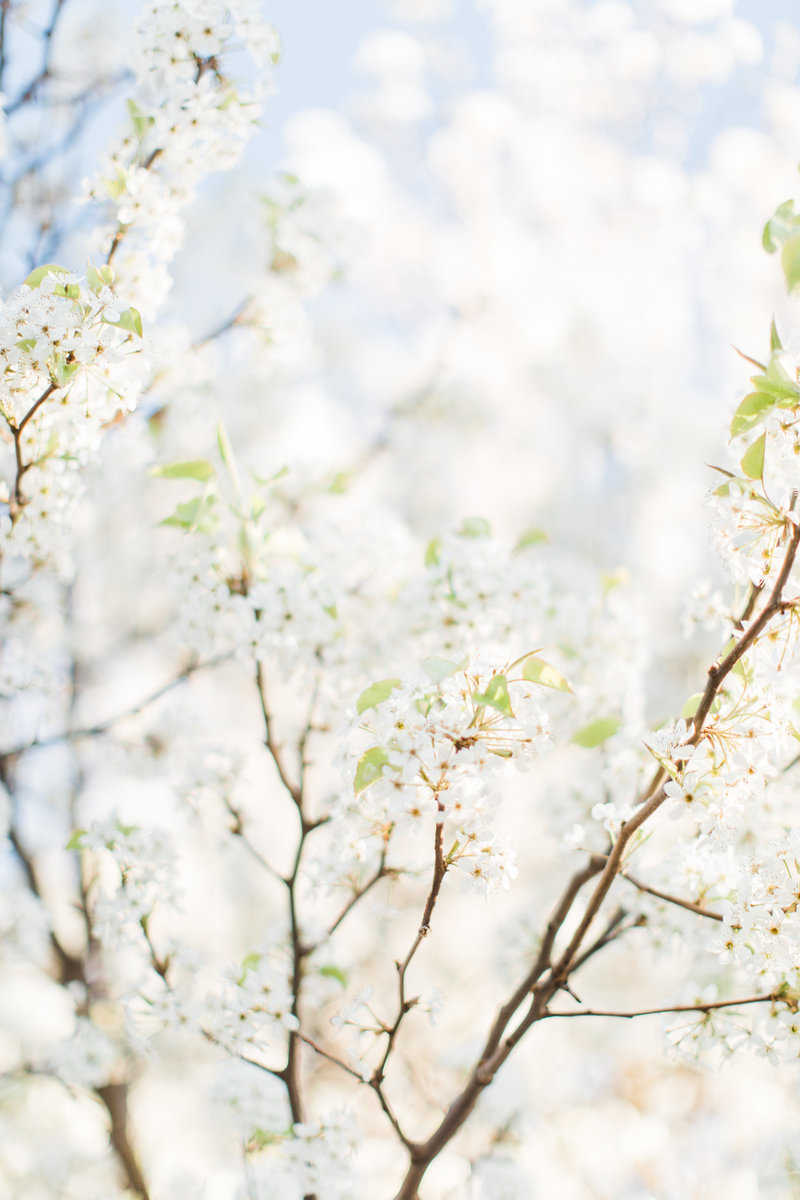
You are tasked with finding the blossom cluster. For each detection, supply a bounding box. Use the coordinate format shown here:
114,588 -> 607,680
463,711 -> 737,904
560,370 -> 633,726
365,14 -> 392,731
338,653 -> 554,895
87,0 -> 279,317
0,263 -> 143,558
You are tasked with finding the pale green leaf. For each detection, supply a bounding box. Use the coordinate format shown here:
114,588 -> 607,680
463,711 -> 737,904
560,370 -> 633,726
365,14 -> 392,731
160,496 -> 218,533
65,829 -> 87,851
422,656 -> 459,683
87,262 -> 115,291
771,318 -> 783,352
472,674 -> 514,717
458,516 -> 491,538
521,655 -> 572,693
680,693 -> 703,719
105,306 -> 143,337
216,421 -> 242,493
514,527 -> 547,552
50,356 -> 81,388
424,537 -> 442,567
782,234 -> 800,291
318,965 -> 348,988
730,392 -> 774,438
357,678 -> 402,715
354,747 -> 391,794
151,459 -> 215,482
572,717 -> 621,748
740,431 -> 766,480
23,263 -> 70,290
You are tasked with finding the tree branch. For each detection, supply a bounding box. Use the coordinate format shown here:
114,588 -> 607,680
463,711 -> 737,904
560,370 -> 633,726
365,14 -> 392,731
620,869 -> 723,922
544,993 -> 784,1020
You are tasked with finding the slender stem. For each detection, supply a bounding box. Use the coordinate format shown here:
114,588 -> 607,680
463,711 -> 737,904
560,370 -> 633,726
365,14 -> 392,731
3,655 -> 230,758
620,870 -> 723,922
6,382 -> 57,517
5,0 -> 68,115
692,519 -> 800,735
373,809 -> 448,1090
545,993 -> 783,1020
327,854 -> 389,938
298,1032 -> 366,1083
0,0 -> 10,89
225,800 -> 288,886
192,299 -> 249,349
255,661 -> 302,807
568,906 -> 635,974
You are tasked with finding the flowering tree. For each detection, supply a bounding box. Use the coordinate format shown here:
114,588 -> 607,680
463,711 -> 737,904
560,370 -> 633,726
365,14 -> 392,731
7,2 -> 800,1198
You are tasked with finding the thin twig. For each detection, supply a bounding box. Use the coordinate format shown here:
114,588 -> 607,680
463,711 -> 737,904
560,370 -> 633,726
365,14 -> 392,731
255,660 -> 301,807
3,655 -> 230,758
545,993 -> 784,1020
327,854 -> 389,939
373,809 -> 448,1090
620,870 -> 723,922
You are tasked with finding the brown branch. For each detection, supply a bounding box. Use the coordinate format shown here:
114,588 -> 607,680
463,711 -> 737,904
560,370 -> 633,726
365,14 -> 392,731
225,800 -> 288,887
6,381 -> 57,518
544,993 -> 784,1020
6,818 -> 86,987
5,0 -> 68,115
255,660 -> 302,808
568,906 -> 636,974
3,655 -> 230,758
620,870 -> 723,922
96,1084 -> 151,1200
192,298 -> 249,350
327,854 -> 389,939
373,810 -> 448,1094
297,1032 -> 367,1083
692,518 -> 800,735
392,522 -> 800,1200
732,580 -> 763,631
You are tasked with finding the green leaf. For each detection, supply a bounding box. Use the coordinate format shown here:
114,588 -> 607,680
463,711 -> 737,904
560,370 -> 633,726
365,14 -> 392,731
65,829 -> 87,851
765,352 -> 799,393
730,392 -> 774,438
23,263 -> 70,290
771,318 -> 783,351
424,537 -> 442,567
521,655 -> 572,693
318,965 -> 348,988
216,421 -> 242,492
422,656 -> 459,683
458,516 -> 491,538
514,527 -> 547,552
572,717 -> 621,748
763,199 -> 800,252
87,261 -> 115,291
740,431 -> 766,480
680,693 -> 704,719
253,465 -> 289,488
127,98 -> 154,137
103,306 -> 143,337
354,747 -> 391,795
327,470 -> 350,494
356,678 -> 402,715
472,674 -> 514,717
783,234 -> 800,291
50,356 -> 81,388
160,496 -> 218,533
151,459 -> 215,482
